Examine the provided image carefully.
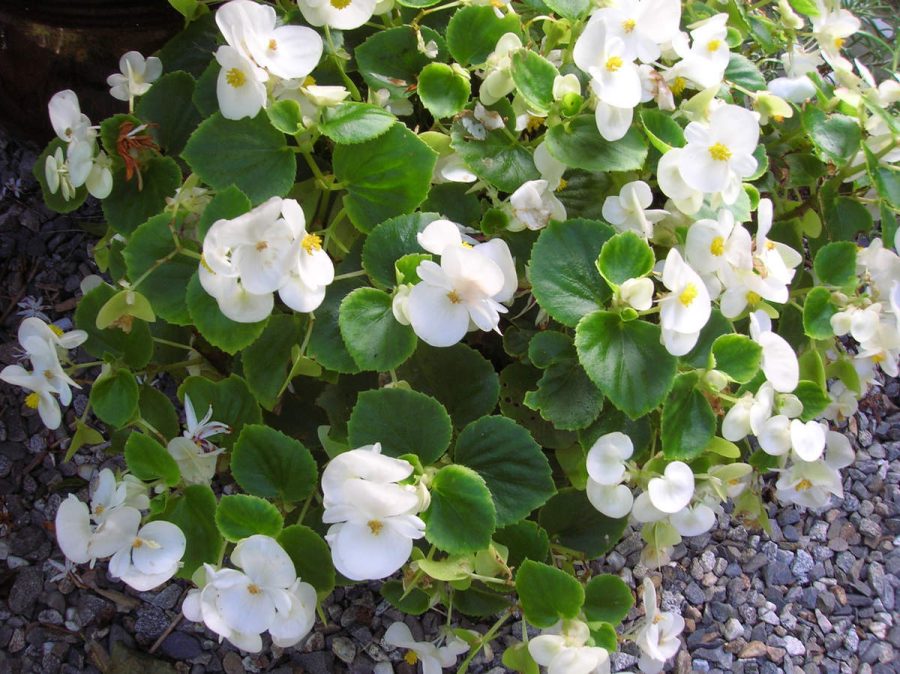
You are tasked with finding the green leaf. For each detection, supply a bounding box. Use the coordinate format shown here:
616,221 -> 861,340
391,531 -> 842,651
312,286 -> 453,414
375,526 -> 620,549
398,342 -> 500,428
502,643 -> 540,674
334,124 -> 437,233
185,273 -> 268,354
725,54 -> 766,91
75,283 -> 154,369
362,212 -> 438,289
510,50 -> 558,114
788,0 -> 820,16
682,309 -> 731,369
803,287 -> 837,339
423,464 -> 496,554
823,196 -> 873,242
422,183 -> 482,227
231,424 -> 317,502
308,277 -> 366,374
712,334 -> 762,383
499,363 -> 577,449
590,623 -> 618,651
785,153 -> 826,188
446,6 -> 522,66
178,375 -> 262,448
705,436 -> 741,458
799,348 -> 826,389
102,156 -> 183,235
153,484 -> 223,579
524,357 -> 604,431
215,494 -> 284,542
278,525 -> 335,597
661,373 -> 716,461
124,214 -> 197,325
453,584 -> 512,617
136,71 -> 202,155
528,331 -> 574,368
91,369 -> 139,427
243,314 -> 304,410
348,388 -> 452,464
183,112 -> 297,204
65,422 -> 105,462
515,560 -> 584,628
454,416 -> 555,527
96,290 -> 155,330
801,109 -> 861,166
339,287 -> 418,371
124,434 -> 181,486
320,103 -> 397,144
583,574 -> 634,625
266,99 -> 303,135
814,242 -> 857,286
450,116 -> 539,192
596,231 -> 655,286
355,26 -> 447,89
157,13 -> 219,77
33,140 -> 87,213
197,184 -> 251,239
417,555 -> 474,582
543,0 -> 591,20
641,109 -> 685,152
795,380 -> 831,421
494,520 -> 550,567
579,407 -> 652,460
539,489 -> 627,557
575,312 -> 676,419
418,63 -> 471,118
193,60 -> 219,117
381,579 -> 432,615
139,385 -> 180,440
530,219 -> 614,327
546,116 -> 648,172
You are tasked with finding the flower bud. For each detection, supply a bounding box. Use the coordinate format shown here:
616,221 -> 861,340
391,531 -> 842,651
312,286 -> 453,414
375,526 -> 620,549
704,369 -> 729,392
559,92 -> 584,116
777,0 -> 804,30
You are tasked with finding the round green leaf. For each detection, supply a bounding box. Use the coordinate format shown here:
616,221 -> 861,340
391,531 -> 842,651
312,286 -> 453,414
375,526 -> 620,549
90,369 -> 139,427
446,6 -> 522,66
454,584 -> 512,618
596,231 -> 655,286
421,182 -> 482,228
277,524 -> 335,597
198,185 -> 251,239
494,520 -> 550,568
320,103 -> 397,144
347,388 -> 452,464
215,494 -> 284,542
454,416 -> 555,527
530,219 -> 614,327
499,363 -> 576,449
333,124 -> 437,233
243,315 -> 304,410
661,373 -> 716,461
510,50 -> 558,114
712,334 -> 762,384
538,488 -> 628,557
423,464 -> 496,554
135,71 -> 202,155
724,54 -> 766,91
124,433 -> 181,487
801,108 -> 861,166
381,580 -> 431,615
138,385 -> 180,441
640,109 -> 685,152
33,139 -> 87,213
528,331 -> 574,368
418,63 -> 470,119
102,155 -> 183,235
124,214 -> 198,325
355,26 -> 447,90
546,116 -> 648,172
307,277 -> 365,374
398,342 -> 500,428
153,484 -> 223,579
523,359 -> 604,431
231,424 -> 318,502
824,196 -> 873,242
814,241 -> 857,287
75,283 -> 154,369
178,375 -> 262,448
803,286 -> 838,339
185,273 -> 268,355
450,115 -> 539,193
795,380 -> 831,421
682,309 -> 731,369
543,0 -> 590,20
575,312 -> 676,419
183,112 -> 296,204
583,574 -> 634,625
362,212 -> 439,288
515,560 -> 584,628
339,287 -> 418,371
266,99 -> 303,135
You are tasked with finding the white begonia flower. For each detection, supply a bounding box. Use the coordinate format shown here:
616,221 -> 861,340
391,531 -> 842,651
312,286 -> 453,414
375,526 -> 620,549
830,304 -> 881,343
656,148 -> 703,215
678,104 -> 759,204
167,395 -> 230,485
587,0 -> 681,63
790,419 -> 827,462
108,520 -> 186,591
268,579 -> 318,648
0,365 -> 64,428
767,45 -> 823,102
754,199 -> 801,288
183,565 -> 265,653
479,33 -> 523,105
528,619 -> 611,674
758,414 -> 792,456
647,461 -> 695,514
617,277 -> 655,311
383,622 -> 470,673
670,502 -> 716,537
775,433 -> 853,509
534,142 -> 567,191
822,379 -> 859,421
552,73 -> 581,101
48,90 -> 95,145
277,199 -> 335,313
684,209 -> 752,282
667,14 -> 730,91
107,51 -> 162,104
217,0 -> 323,79
811,0 -> 861,56
55,495 -> 141,566
298,0 -> 378,31
587,480 -> 635,519
321,443 -> 414,505
658,248 -> 711,356
586,432 -> 633,486
44,147 -> 76,202
508,179 -> 567,231
722,383 -> 775,441
601,180 -> 668,239
749,310 -> 799,393
215,45 -> 268,121
634,578 -> 684,674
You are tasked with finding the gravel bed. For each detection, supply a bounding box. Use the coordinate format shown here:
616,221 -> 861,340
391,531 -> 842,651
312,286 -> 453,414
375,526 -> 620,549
0,129 -> 898,674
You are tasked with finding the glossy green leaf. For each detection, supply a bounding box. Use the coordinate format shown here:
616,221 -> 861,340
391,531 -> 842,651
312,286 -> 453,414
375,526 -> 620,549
308,277 -> 366,374
243,314 -> 304,410
450,115 -> 539,193
277,525 -> 335,597
641,109 -> 685,151
813,241 -> 856,286
524,358 -> 603,431
801,108 -> 861,166
215,494 -> 284,542
178,375 -> 262,448
124,433 -> 180,486
446,6 -> 522,66
596,231 -> 655,286
139,385 -> 180,440
712,334 -> 762,383
320,102 -> 397,144
515,560 -> 584,627
266,99 -> 303,135
185,273 -> 268,354
339,287 -> 418,371
102,156 -> 183,235
231,424 -> 318,502
75,283 -> 154,369
423,464 -> 496,554
803,286 -> 837,339
197,185 -> 251,239
362,212 -> 438,289
136,71 -> 202,155
725,54 -> 766,91
418,63 -> 470,118
583,574 -> 634,625
539,489 -> 628,558
510,50 -> 558,114
546,116 -> 648,172
381,580 -> 431,615
90,369 -> 139,427
543,0 -> 591,20
661,373 -> 716,461
494,520 -> 550,567
795,380 -> 831,421
355,26 -> 447,89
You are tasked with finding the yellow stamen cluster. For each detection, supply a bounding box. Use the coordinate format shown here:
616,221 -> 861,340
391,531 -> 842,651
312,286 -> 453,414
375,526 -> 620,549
679,284 -> 698,307
302,233 -> 323,255
367,520 -> 384,535
709,143 -> 732,161
133,538 -> 144,549
795,479 -> 813,491
25,392 -> 40,409
49,324 -> 64,337
225,68 -> 246,88
707,39 -> 721,52
447,290 -> 462,304
247,583 -> 261,595
256,240 -> 268,252
710,236 -> 725,256
268,38 -> 278,51
303,75 -> 317,87
746,291 -> 761,307
404,651 -> 419,666
670,77 -> 686,96
834,37 -> 845,50
622,18 -> 636,33
525,115 -> 544,133
556,178 -> 568,192
605,56 -> 623,72
330,0 -> 352,8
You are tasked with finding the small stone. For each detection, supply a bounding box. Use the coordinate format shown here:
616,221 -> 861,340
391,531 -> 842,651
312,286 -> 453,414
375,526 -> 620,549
765,562 -> 793,586
723,618 -> 743,641
784,636 -> 805,656
685,582 -> 706,605
134,605 -> 169,643
8,567 -> 42,614
792,550 -> 815,577
739,641 -> 767,658
766,646 -> 785,664
161,632 -> 203,660
222,651 -> 244,674
859,519 -> 882,539
333,636 -> 357,664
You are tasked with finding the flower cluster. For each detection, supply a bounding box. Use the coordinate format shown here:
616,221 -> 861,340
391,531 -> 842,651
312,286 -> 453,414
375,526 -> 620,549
45,91 -> 112,201
166,395 -> 231,485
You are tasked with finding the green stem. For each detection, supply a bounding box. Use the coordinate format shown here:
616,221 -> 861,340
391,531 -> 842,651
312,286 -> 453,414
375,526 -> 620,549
132,249 -> 179,289
455,610 -> 513,674
67,360 -> 104,372
153,336 -> 194,351
324,26 -> 361,102
333,269 -> 368,281
178,248 -> 202,261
